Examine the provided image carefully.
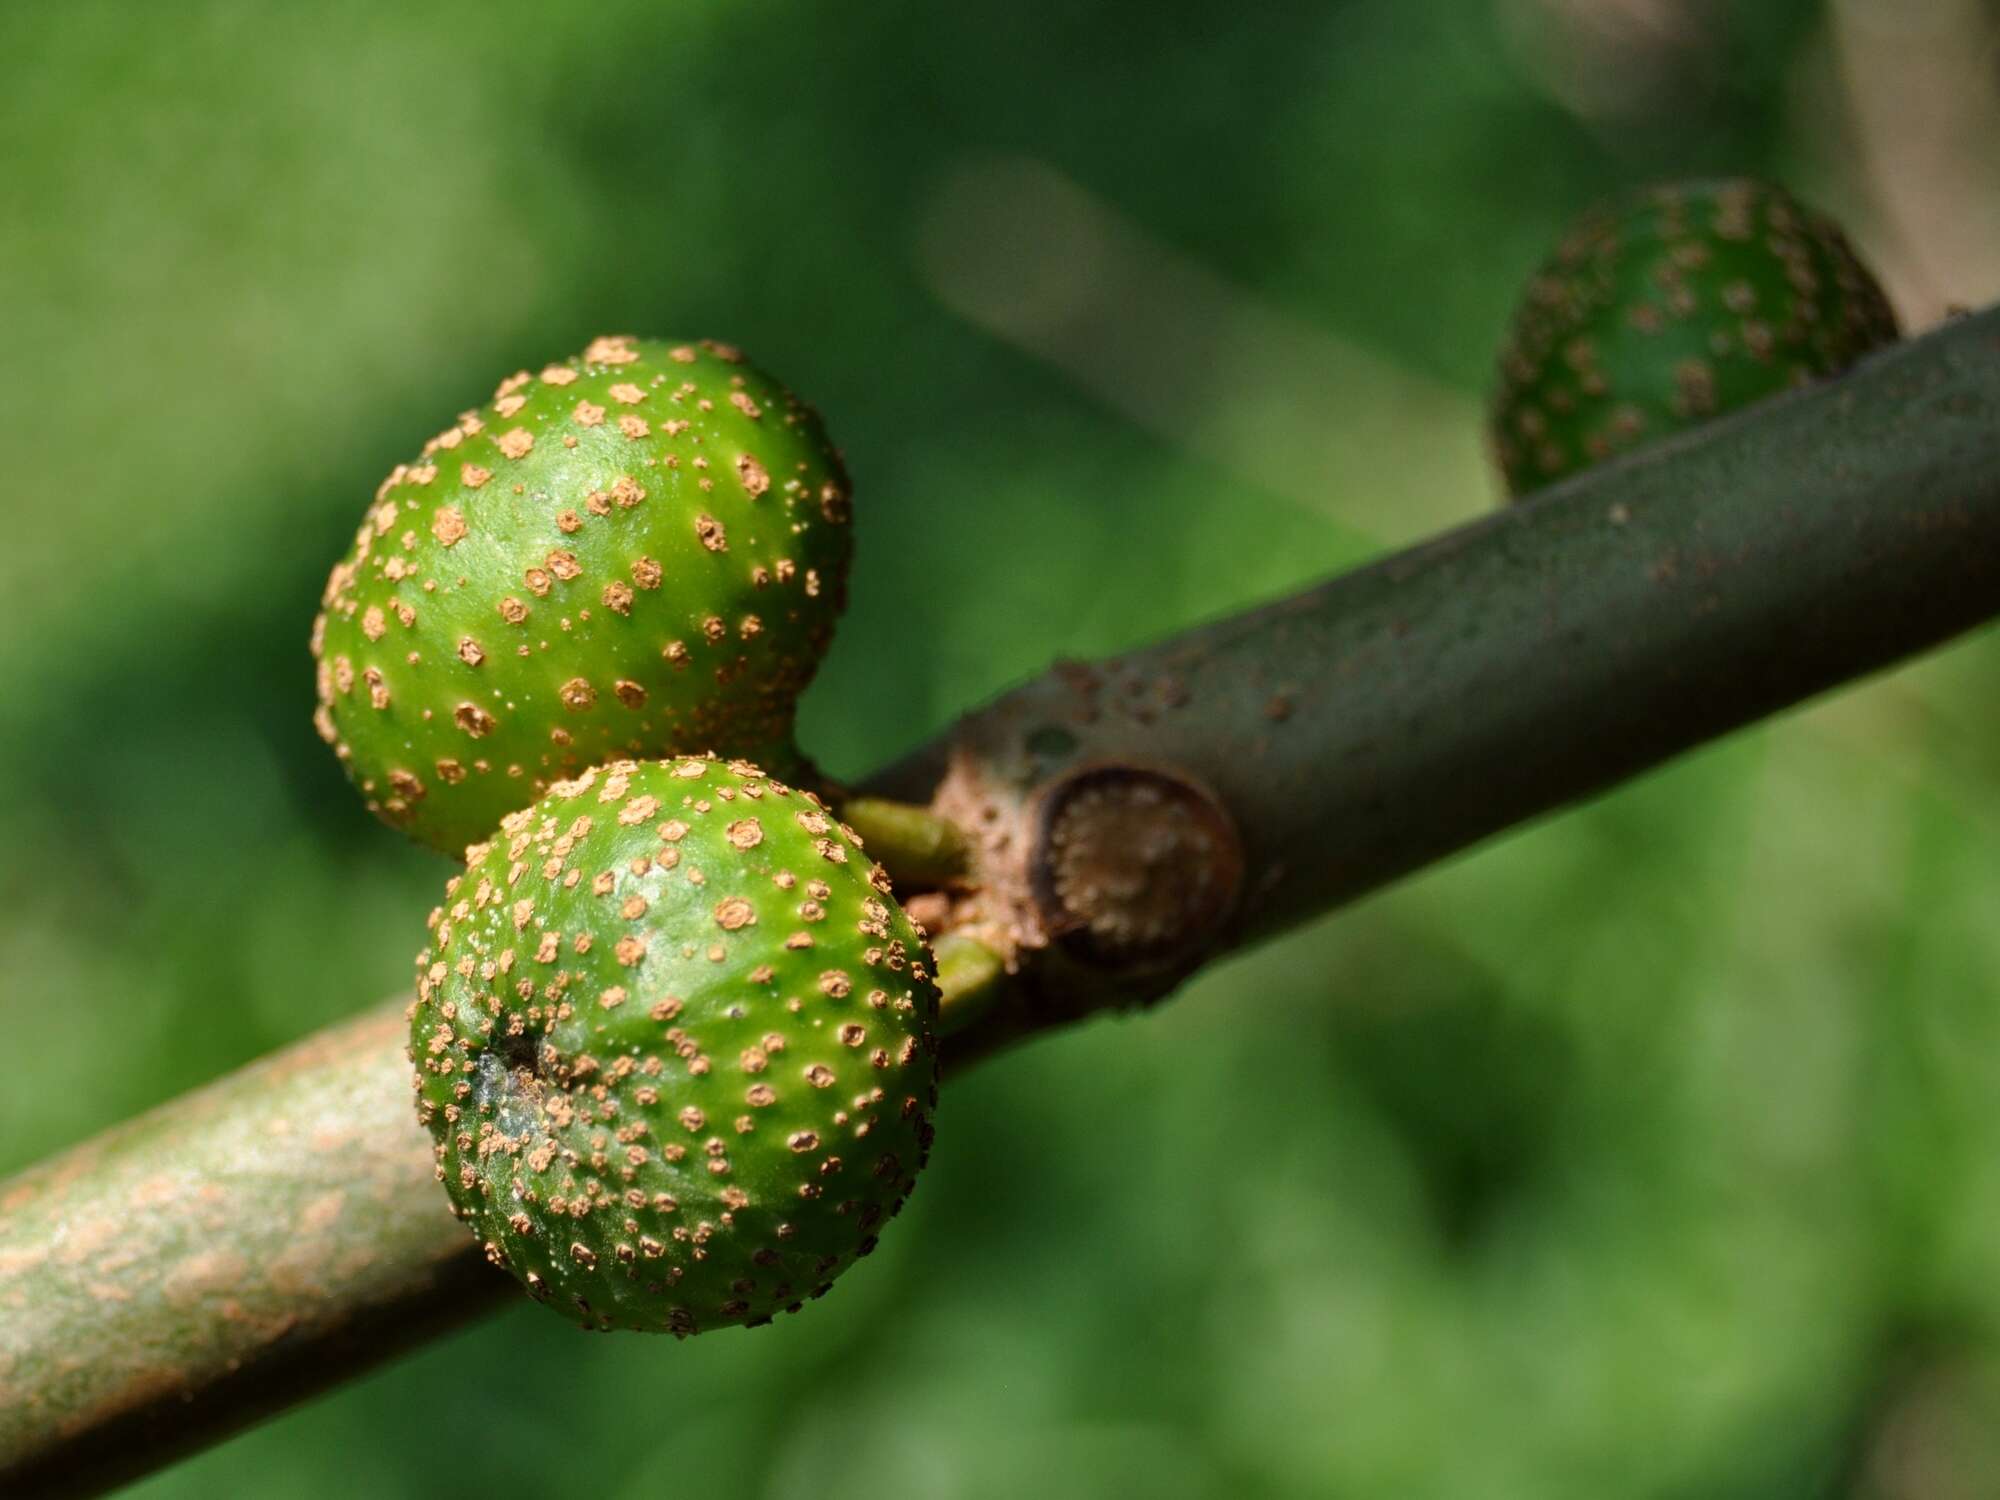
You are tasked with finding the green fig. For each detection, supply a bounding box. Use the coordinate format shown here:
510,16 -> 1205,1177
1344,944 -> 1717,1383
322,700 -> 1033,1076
315,337 -> 853,855
410,756 -> 940,1335
1491,178 -> 1899,498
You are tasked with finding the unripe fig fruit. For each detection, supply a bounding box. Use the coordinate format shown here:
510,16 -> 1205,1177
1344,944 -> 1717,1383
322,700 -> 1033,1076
1490,178 -> 1899,498
315,336 -> 852,855
410,756 -> 940,1334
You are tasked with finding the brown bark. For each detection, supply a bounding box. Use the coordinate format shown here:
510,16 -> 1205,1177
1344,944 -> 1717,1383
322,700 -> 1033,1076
0,1006 -> 509,1499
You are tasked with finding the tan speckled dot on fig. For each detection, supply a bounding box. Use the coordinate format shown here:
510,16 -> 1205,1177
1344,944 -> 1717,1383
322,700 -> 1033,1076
314,337 -> 853,856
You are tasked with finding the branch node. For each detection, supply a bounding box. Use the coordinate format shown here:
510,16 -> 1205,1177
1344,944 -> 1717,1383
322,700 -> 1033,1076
1027,761 -> 1244,975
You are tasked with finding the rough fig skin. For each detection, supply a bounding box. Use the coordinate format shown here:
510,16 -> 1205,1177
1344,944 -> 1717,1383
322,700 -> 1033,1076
410,757 -> 940,1335
1491,179 -> 1899,498
315,336 -> 853,856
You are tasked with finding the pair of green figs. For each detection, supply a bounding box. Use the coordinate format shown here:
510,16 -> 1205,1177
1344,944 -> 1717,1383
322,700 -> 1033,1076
312,179 -> 1899,1337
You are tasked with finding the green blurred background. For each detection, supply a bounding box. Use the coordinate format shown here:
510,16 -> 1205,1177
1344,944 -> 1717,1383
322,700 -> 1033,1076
6,0 -> 2000,1495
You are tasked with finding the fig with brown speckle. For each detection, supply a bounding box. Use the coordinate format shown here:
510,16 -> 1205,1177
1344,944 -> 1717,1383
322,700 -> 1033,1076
408,756 -> 939,1335
1490,179 -> 1899,499
314,336 -> 853,855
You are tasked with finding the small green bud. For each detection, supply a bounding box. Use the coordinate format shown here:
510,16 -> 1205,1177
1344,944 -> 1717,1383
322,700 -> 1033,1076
314,337 -> 852,855
1490,179 -> 1899,498
409,756 -> 940,1335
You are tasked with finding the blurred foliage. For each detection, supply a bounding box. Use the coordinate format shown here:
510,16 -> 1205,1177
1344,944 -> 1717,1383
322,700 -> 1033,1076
4,0 -> 2000,1495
